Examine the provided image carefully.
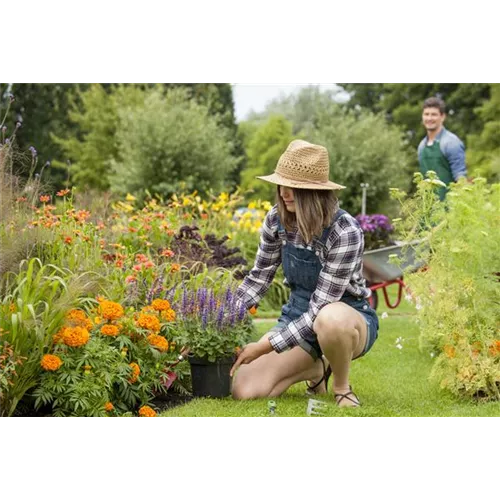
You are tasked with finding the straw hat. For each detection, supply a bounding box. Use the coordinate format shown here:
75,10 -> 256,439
257,140 -> 345,191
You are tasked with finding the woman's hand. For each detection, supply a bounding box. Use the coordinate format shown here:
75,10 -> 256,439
230,337 -> 273,377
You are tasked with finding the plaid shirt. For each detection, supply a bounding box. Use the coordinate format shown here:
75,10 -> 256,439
235,205 -> 369,353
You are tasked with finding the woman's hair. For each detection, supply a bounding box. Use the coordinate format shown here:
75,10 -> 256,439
276,186 -> 338,244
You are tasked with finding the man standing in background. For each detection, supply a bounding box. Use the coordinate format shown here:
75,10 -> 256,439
417,96 -> 467,200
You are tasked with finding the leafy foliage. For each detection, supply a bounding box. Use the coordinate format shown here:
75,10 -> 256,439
171,286 -> 254,362
391,173 -> 500,399
110,88 -> 239,199
340,83 -> 491,150
467,83 -> 500,183
0,83 -> 84,188
239,115 -> 296,203
310,106 -> 413,214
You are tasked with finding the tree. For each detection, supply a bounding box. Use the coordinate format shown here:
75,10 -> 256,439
467,84 -> 500,182
0,83 -> 84,188
52,84 -> 145,191
309,104 -> 413,215
239,115 -> 296,202
167,84 -> 245,187
340,84 -> 490,150
110,88 -> 239,199
247,86 -> 346,136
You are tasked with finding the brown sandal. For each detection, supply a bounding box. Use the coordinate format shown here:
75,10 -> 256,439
334,386 -> 361,407
305,358 -> 332,395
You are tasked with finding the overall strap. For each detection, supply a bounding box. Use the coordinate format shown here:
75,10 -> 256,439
319,208 -> 347,244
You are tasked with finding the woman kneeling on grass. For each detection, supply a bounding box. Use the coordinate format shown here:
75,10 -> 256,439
230,140 -> 379,407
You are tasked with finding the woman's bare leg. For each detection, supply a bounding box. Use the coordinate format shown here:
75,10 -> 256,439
313,302 -> 368,407
231,334 -> 324,400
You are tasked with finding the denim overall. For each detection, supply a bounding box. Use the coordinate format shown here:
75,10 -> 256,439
275,209 -> 379,360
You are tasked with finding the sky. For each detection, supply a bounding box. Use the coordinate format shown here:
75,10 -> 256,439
231,83 -> 349,122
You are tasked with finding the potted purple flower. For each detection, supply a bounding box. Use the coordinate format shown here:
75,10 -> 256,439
355,214 -> 395,250
171,286 -> 254,398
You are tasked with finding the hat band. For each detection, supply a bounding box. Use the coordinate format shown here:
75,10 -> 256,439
274,170 -> 331,186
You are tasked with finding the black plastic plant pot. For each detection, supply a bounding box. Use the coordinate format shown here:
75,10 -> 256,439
188,355 -> 236,398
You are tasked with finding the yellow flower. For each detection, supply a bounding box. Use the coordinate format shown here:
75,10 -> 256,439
126,193 -> 136,201
41,354 -> 63,371
247,201 -> 256,210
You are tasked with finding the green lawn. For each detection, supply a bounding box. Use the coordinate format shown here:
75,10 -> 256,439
161,283 -> 500,417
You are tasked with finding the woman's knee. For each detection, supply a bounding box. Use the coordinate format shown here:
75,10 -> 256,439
231,370 -> 269,400
313,307 -> 358,345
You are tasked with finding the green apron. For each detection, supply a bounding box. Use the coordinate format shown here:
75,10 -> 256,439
419,140 -> 453,201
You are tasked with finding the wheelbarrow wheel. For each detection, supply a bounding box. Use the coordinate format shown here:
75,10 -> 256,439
368,289 -> 378,310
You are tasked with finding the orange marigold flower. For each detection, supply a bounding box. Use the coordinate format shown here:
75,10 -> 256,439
101,324 -> 120,337
166,229 -> 175,237
201,213 -> 208,220
41,354 -> 63,371
104,402 -> 114,412
170,263 -> 180,273
161,308 -> 176,322
64,236 -> 73,244
39,195 -> 50,203
249,306 -> 257,315
62,326 -> 90,347
99,300 -> 124,321
129,362 -> 140,383
66,309 -> 93,329
53,326 -> 67,344
444,345 -> 456,359
138,405 -> 157,417
489,340 -> 500,357
151,299 -> 171,312
147,334 -> 169,352
136,313 -> 161,332
125,275 -> 137,284
56,188 -> 71,197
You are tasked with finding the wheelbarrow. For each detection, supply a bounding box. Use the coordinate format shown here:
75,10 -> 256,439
362,242 -> 425,310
